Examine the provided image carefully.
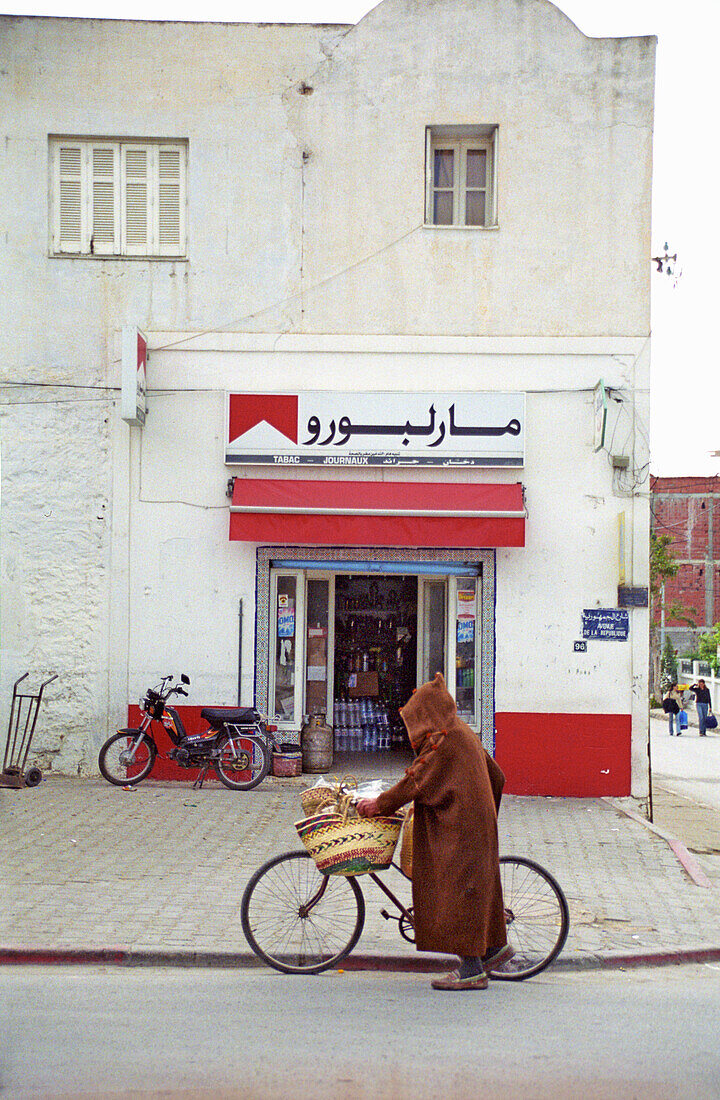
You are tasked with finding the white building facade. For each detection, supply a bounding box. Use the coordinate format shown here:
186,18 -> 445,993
0,1 -> 655,796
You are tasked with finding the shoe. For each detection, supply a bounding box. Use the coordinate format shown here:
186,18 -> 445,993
482,943 -> 515,972
431,968 -> 488,991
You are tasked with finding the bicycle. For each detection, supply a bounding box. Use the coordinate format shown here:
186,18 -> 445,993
241,849 -> 569,979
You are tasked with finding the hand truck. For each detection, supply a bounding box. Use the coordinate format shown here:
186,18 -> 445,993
1,673 -> 57,789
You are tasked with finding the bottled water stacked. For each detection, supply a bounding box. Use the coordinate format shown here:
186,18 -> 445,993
333,697 -> 390,752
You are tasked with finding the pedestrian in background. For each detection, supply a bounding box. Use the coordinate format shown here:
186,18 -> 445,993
690,678 -> 712,736
662,683 -> 683,736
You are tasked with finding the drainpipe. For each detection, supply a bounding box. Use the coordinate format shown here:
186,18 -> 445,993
237,599 -> 243,706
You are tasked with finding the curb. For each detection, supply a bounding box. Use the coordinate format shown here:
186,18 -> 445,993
2,945 -> 720,973
603,796 -> 714,888
550,945 -> 720,972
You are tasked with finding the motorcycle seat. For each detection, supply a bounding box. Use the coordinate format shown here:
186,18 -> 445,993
201,706 -> 260,727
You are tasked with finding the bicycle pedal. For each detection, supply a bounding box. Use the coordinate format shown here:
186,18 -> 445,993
380,909 -> 392,921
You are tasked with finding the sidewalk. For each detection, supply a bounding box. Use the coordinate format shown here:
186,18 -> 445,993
2,772 -> 719,972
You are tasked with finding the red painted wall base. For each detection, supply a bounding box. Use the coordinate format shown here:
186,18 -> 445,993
127,704 -> 214,781
125,706 -> 633,796
495,711 -> 632,797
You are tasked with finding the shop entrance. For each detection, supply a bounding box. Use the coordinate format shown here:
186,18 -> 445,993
333,574 -> 417,753
266,562 -> 483,757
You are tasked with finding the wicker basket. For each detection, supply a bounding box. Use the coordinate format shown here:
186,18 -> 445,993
299,775 -> 358,817
295,811 -> 404,877
300,786 -> 337,815
399,806 -> 414,879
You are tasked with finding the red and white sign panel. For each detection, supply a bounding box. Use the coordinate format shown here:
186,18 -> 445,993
226,391 -> 524,468
121,326 -> 147,426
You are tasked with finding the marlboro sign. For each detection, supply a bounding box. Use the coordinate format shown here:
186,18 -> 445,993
121,326 -> 148,426
226,391 -> 525,468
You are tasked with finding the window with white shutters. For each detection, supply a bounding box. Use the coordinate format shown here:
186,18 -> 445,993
425,126 -> 498,229
50,138 -> 187,258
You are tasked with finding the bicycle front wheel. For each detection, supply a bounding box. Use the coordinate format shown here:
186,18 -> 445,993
214,733 -> 270,791
493,856 -> 569,980
241,851 -> 365,974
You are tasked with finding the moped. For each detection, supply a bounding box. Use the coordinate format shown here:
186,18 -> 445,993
98,674 -> 278,790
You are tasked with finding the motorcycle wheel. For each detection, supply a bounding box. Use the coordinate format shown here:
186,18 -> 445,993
99,731 -> 156,786
214,733 -> 270,791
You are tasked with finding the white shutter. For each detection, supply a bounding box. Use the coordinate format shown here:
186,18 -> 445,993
55,142 -> 86,253
156,144 -> 185,255
424,127 -> 433,224
490,126 -> 499,227
90,143 -> 119,255
121,144 -> 152,255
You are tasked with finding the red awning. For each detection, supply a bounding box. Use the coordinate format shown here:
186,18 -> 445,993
230,478 -> 525,548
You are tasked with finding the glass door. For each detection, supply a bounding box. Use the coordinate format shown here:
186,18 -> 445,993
418,574 -> 480,728
418,578 -> 447,685
451,576 -> 478,726
269,571 -> 304,728
304,574 -> 334,719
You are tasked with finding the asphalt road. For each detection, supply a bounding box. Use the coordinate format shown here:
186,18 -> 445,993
2,964 -> 719,1099
650,715 -> 720,813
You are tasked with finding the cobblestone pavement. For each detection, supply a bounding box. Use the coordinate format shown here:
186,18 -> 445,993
2,771 -> 719,967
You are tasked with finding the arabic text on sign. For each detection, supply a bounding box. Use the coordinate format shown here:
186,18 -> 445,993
303,404 -> 522,449
581,609 -> 629,641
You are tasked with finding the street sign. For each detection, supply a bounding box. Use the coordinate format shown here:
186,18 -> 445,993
582,608 -> 629,641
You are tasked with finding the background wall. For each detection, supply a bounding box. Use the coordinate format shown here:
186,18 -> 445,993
651,477 -> 720,657
112,335 -> 649,793
0,1 -> 654,778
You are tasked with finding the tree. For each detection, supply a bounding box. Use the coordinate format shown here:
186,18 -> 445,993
694,623 -> 720,673
649,532 -> 694,698
660,636 -> 678,691
650,533 -> 678,603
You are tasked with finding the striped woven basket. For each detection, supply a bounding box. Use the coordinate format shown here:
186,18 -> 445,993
295,811 -> 405,877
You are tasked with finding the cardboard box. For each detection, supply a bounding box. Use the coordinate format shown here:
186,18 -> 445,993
348,671 -> 379,698
307,630 -> 327,666
306,680 -> 327,713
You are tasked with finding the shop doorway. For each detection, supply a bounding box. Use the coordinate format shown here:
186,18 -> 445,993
333,574 -> 417,753
264,560 -> 485,757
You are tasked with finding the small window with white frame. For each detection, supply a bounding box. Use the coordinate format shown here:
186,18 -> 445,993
49,137 -> 188,258
425,125 -> 498,229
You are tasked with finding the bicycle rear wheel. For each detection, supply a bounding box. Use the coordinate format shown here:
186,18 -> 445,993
493,856 -> 569,980
241,851 -> 365,974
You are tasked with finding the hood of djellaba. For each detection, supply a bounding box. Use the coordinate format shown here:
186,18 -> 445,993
399,672 -> 457,750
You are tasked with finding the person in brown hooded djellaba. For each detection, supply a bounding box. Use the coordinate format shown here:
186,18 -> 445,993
357,671 -> 512,991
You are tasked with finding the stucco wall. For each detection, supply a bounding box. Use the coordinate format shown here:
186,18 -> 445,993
0,1 -> 654,781
294,0 -> 655,336
110,333 -> 649,789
